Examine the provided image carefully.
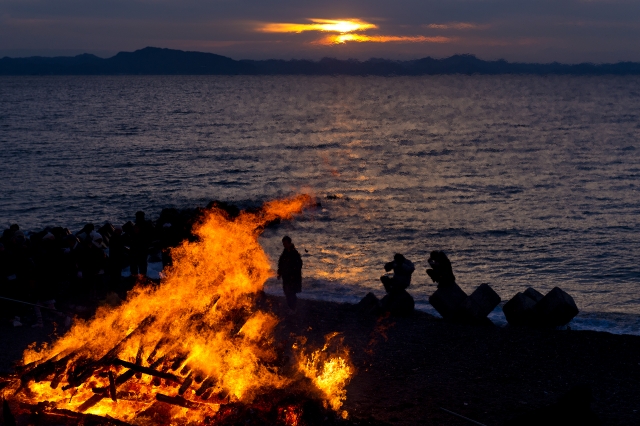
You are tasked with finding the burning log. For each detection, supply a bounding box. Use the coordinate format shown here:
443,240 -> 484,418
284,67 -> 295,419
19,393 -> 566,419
99,315 -> 155,365
155,393 -> 202,410
49,367 -> 67,390
62,316 -> 156,390
77,372 -> 133,412
170,354 -> 188,371
19,362 -> 57,388
195,377 -> 216,397
178,372 -> 193,395
78,356 -> 165,412
203,390 -> 230,404
77,393 -> 108,413
108,371 -> 117,402
33,405 -> 133,426
19,351 -> 74,387
112,359 -> 182,384
200,388 -> 214,400
146,338 -> 168,364
134,343 -> 144,380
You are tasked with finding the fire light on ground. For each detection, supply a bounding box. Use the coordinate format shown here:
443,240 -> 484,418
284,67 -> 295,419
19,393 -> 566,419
1,194 -> 353,424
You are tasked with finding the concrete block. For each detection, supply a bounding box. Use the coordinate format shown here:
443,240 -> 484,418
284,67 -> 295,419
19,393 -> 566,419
429,283 -> 467,320
459,283 -> 501,322
534,287 -> 579,327
380,289 -> 415,317
503,291 -> 538,326
523,287 -> 544,303
357,292 -> 380,315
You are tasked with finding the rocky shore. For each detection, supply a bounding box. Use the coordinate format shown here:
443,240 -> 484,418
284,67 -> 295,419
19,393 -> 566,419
2,294 -> 639,425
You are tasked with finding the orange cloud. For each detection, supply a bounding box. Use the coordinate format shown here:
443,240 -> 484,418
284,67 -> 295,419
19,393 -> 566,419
257,19 -> 377,34
317,34 -> 455,45
257,18 -> 456,46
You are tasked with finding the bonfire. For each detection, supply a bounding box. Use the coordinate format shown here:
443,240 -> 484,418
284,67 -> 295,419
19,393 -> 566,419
1,195 -> 353,425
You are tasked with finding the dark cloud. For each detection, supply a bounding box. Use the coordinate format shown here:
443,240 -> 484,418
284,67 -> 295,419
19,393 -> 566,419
1,0 -> 640,61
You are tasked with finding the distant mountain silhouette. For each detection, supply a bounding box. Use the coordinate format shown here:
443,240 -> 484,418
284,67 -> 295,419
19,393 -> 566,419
2,47 -> 640,75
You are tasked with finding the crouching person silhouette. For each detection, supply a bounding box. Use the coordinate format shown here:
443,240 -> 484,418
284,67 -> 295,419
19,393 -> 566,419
426,250 -> 456,289
381,253 -> 415,294
277,236 -> 303,312
378,253 -> 416,317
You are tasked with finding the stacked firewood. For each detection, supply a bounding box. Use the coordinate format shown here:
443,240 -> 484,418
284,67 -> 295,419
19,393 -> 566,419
2,314 -> 246,424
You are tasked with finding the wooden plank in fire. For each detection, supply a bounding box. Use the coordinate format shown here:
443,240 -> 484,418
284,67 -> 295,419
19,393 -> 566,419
78,356 -> 166,412
99,315 -> 156,364
178,372 -> 193,395
49,407 -> 134,426
112,359 -> 182,383
155,393 -> 203,410
195,377 -> 215,396
13,401 -> 133,426
20,352 -> 73,384
134,343 -> 144,379
108,371 -> 117,401
63,315 -> 156,390
146,337 -> 169,364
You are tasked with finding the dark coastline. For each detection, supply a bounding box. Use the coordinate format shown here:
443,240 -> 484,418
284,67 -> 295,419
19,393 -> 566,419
2,295 -> 639,425
2,47 -> 640,76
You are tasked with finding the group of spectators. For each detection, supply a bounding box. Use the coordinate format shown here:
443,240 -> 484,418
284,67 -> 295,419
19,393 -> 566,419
0,205 -> 209,327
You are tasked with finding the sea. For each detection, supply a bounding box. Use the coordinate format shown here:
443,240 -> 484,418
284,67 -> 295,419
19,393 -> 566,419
1,75 -> 639,335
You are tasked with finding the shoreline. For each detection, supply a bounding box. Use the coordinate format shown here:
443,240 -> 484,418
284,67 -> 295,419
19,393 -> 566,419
2,294 -> 639,425
263,281 -> 640,337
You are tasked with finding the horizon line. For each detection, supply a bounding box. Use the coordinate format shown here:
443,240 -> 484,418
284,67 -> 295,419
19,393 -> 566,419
3,46 -> 640,66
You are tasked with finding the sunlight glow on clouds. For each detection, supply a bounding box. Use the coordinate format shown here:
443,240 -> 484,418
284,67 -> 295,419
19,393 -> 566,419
317,34 -> 454,45
257,18 -> 455,45
258,19 -> 377,34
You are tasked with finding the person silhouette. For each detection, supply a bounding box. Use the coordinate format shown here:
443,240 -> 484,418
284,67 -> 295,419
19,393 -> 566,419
277,236 -> 303,312
380,253 -> 415,294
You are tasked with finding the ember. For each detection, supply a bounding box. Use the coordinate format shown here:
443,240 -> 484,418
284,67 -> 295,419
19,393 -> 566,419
1,195 -> 354,425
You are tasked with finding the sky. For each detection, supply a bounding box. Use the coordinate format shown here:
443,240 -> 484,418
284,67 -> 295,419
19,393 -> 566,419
2,0 -> 640,63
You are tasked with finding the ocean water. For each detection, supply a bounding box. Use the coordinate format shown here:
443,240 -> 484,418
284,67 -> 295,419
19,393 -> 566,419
1,75 -> 639,335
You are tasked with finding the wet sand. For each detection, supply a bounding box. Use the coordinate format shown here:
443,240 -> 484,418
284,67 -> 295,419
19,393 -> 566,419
2,295 -> 639,425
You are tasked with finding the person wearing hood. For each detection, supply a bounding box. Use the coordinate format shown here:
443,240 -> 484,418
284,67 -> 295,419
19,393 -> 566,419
380,253 -> 415,294
277,235 -> 303,312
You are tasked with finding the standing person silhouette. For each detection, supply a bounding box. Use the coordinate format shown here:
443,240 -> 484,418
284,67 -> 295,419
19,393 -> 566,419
130,211 -> 153,277
277,236 -> 303,312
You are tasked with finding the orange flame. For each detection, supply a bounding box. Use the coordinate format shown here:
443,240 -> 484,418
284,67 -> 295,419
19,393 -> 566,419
295,332 -> 352,413
3,194 -> 352,423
